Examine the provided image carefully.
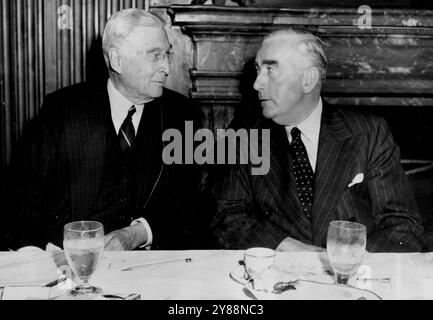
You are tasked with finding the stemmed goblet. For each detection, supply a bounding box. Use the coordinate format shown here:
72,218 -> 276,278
63,221 -> 104,296
326,220 -> 366,285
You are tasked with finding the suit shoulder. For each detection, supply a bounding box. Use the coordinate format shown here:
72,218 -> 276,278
44,82 -> 97,104
38,82 -> 105,127
41,82 -> 101,115
329,106 -> 387,136
161,87 -> 197,121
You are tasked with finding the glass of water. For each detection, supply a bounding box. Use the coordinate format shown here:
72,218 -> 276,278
244,247 -> 276,290
63,221 -> 104,296
326,220 -> 366,285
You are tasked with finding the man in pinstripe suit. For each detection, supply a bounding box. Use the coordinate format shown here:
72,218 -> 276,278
6,9 -> 202,251
211,29 -> 424,252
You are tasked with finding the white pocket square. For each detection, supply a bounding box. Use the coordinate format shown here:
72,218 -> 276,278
348,173 -> 364,188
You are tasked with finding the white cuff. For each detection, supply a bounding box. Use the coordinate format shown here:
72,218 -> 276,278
130,217 -> 153,249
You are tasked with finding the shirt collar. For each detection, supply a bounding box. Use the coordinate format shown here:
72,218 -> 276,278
285,98 -> 323,143
107,79 -> 144,133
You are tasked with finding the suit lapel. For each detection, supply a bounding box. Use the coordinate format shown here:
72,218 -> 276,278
311,104 -> 362,246
66,86 -> 114,220
131,97 -> 165,207
261,121 -> 313,242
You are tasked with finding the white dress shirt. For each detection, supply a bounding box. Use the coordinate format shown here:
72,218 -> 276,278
107,79 -> 153,248
285,98 -> 323,172
107,79 -> 145,134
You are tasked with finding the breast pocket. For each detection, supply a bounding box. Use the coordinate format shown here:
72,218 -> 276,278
338,181 -> 372,222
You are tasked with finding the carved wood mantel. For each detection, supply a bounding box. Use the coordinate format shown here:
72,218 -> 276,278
169,5 -> 433,131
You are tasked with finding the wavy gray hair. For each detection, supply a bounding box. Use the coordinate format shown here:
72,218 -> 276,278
102,9 -> 166,66
262,29 -> 328,85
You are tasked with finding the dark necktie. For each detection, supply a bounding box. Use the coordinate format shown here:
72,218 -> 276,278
290,127 -> 315,218
118,105 -> 136,152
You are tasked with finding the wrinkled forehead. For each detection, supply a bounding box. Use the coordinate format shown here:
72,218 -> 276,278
123,26 -> 171,51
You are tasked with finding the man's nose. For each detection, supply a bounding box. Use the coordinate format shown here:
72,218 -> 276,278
160,55 -> 171,75
253,73 -> 263,92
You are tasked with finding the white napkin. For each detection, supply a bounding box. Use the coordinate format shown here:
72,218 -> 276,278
249,266 -> 299,292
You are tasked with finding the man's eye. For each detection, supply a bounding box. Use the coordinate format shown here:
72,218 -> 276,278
153,53 -> 161,60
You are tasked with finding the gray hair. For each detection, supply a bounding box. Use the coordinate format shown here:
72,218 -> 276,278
102,9 -> 166,65
262,29 -> 328,83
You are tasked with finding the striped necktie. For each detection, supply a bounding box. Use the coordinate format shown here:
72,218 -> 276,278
290,127 -> 315,219
119,105 -> 136,152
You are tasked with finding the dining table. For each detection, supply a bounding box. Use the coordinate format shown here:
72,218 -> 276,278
1,249 -> 433,300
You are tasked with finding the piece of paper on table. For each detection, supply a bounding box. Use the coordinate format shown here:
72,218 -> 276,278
14,242 -> 62,253
0,251 -> 67,287
2,286 -> 51,300
46,242 -> 63,252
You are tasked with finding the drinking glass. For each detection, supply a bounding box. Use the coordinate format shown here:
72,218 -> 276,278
326,220 -> 366,285
244,247 -> 276,285
63,221 -> 104,296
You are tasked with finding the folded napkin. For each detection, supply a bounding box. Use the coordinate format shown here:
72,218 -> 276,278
248,266 -> 299,293
0,252 -> 65,287
15,242 -> 62,252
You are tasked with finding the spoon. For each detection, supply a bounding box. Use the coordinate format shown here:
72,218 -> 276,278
272,281 -> 299,294
101,293 -> 140,300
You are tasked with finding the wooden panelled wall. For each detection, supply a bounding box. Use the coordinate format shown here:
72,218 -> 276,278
170,5 -> 433,163
1,0 -> 44,168
0,0 -> 152,168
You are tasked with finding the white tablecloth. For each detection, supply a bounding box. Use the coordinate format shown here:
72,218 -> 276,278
1,250 -> 433,300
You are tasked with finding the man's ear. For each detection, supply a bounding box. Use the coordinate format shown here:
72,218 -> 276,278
107,47 -> 122,74
302,66 -> 320,94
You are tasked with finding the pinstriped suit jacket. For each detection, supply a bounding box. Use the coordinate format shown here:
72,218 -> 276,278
211,102 -> 424,252
7,82 -> 200,249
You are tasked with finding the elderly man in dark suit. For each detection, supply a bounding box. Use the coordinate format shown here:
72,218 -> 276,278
211,29 -> 424,252
6,9 -> 201,250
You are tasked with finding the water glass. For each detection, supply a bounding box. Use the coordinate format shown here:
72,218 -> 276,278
63,221 -> 104,296
327,220 -> 366,285
244,247 -> 276,283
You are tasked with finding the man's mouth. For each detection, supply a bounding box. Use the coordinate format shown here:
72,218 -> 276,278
258,94 -> 269,102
